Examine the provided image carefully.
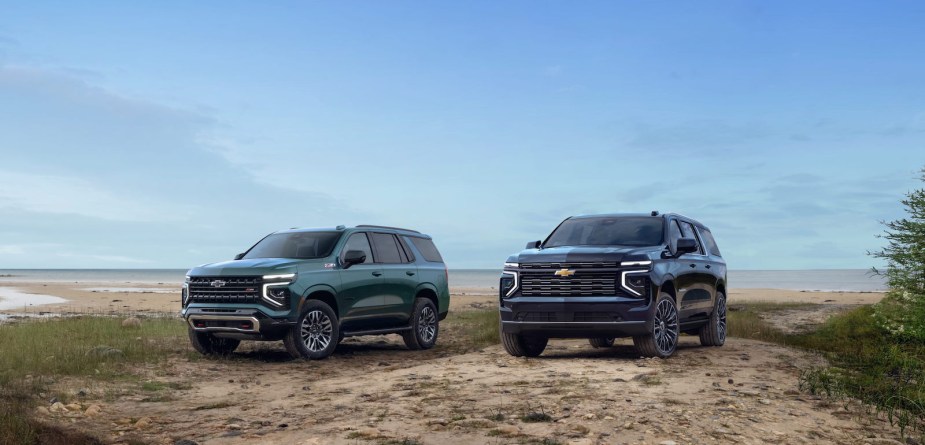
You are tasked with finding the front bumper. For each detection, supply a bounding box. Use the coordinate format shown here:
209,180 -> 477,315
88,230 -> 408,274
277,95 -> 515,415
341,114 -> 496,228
182,307 -> 295,340
500,296 -> 652,338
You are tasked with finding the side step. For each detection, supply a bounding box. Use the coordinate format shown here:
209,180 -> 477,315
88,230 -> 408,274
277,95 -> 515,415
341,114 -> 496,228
342,326 -> 412,337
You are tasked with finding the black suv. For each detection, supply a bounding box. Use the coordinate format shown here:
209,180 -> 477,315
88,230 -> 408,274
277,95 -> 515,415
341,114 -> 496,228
498,212 -> 726,358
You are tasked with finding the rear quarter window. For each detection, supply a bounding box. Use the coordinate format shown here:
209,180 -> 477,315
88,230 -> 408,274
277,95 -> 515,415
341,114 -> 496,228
407,237 -> 444,263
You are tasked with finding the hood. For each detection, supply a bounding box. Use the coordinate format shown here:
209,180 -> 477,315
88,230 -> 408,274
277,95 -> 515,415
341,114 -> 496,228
188,258 -> 305,277
513,245 -> 660,264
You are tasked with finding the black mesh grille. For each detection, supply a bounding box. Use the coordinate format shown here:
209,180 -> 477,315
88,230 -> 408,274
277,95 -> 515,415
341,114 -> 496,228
188,276 -> 263,304
519,263 -> 621,297
520,262 -> 618,270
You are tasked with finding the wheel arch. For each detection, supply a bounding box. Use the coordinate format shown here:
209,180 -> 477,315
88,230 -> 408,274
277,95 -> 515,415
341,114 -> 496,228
300,284 -> 339,318
414,284 -> 440,313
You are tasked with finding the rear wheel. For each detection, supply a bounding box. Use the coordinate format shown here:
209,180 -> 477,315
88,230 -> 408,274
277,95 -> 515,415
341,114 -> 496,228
699,291 -> 727,347
633,292 -> 679,358
188,327 -> 240,356
284,300 -> 340,360
402,298 -> 439,350
588,337 -> 615,348
501,330 -> 548,357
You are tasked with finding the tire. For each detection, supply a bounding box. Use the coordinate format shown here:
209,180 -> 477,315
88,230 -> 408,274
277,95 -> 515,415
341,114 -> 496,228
633,292 -> 680,358
588,337 -> 615,348
402,298 -> 439,350
284,300 -> 340,360
188,326 -> 240,356
500,329 -> 548,357
699,291 -> 727,347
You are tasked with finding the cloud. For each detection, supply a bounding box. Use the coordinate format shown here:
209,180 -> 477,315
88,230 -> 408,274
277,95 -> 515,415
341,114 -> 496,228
0,170 -> 179,222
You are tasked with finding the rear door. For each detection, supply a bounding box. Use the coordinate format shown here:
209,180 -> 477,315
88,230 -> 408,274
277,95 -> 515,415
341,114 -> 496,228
369,232 -> 418,324
678,221 -> 715,316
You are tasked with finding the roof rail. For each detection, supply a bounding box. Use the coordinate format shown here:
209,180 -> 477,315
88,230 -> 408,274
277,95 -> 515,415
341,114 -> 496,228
355,225 -> 421,234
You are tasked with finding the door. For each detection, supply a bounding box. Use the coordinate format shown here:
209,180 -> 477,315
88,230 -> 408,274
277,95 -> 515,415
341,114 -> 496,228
369,232 -> 418,324
678,221 -> 715,317
668,219 -> 699,319
337,232 -> 384,322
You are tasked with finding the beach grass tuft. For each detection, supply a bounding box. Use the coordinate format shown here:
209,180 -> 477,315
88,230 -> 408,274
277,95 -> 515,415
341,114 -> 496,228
0,316 -> 187,384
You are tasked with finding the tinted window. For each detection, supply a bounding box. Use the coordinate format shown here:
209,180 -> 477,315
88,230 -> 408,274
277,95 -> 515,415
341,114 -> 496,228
397,236 -> 416,263
544,217 -> 665,248
408,237 -> 444,263
370,233 -> 403,264
243,232 -> 341,259
699,228 -> 722,257
680,222 -> 704,254
341,233 -> 373,264
669,220 -> 682,243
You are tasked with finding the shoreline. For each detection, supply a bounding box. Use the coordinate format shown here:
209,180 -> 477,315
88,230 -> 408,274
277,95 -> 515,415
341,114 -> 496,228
0,280 -> 887,316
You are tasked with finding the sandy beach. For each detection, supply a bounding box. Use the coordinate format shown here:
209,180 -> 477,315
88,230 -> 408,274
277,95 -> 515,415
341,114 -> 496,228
0,280 -> 887,316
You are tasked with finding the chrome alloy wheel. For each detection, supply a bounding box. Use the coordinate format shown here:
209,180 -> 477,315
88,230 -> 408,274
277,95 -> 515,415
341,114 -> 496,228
717,294 -> 727,343
300,310 -> 333,352
653,298 -> 679,355
418,306 -> 437,343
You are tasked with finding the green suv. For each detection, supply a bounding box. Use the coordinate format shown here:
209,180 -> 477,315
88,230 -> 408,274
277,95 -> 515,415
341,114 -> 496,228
181,225 -> 450,359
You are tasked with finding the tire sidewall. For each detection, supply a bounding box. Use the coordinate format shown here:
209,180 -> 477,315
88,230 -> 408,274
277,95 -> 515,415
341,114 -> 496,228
292,300 -> 340,359
653,292 -> 679,357
714,292 -> 727,346
411,299 -> 439,349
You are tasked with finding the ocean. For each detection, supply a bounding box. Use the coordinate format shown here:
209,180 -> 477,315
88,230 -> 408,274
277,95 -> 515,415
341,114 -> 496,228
0,268 -> 888,292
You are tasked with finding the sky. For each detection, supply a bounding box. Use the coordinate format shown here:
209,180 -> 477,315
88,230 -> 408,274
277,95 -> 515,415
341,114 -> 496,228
0,1 -> 923,270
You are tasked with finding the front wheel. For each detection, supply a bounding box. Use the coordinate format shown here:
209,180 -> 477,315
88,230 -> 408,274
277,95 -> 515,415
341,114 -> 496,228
699,291 -> 727,347
633,292 -> 680,358
402,298 -> 439,350
188,327 -> 240,356
589,337 -> 615,348
284,300 -> 340,360
501,330 -> 548,357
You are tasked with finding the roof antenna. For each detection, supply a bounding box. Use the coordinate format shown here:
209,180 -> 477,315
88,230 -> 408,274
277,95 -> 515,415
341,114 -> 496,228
650,210 -> 659,216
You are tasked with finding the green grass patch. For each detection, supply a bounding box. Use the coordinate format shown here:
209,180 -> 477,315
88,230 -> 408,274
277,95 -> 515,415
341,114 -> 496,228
0,316 -> 187,384
728,302 -> 925,438
445,309 -> 499,349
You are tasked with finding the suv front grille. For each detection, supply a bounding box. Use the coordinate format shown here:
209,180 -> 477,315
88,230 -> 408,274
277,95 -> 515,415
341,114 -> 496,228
188,276 -> 263,304
520,262 -> 618,270
519,266 -> 619,297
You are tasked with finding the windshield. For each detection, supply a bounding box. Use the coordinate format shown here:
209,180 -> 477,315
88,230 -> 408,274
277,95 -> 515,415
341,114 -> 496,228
544,217 -> 664,248
242,232 -> 342,259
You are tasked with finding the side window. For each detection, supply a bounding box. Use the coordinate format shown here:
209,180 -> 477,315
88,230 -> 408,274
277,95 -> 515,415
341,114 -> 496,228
341,233 -> 373,264
680,222 -> 704,255
370,233 -> 403,264
699,228 -> 722,257
669,220 -> 682,244
397,236 -> 416,263
408,237 -> 444,263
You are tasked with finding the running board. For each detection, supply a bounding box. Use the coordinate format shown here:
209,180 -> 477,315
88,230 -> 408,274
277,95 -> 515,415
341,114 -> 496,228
342,326 -> 412,337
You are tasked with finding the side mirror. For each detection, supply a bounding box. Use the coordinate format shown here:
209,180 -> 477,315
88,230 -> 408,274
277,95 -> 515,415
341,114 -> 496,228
525,240 -> 542,249
233,253 -> 245,260
342,250 -> 367,269
676,238 -> 698,255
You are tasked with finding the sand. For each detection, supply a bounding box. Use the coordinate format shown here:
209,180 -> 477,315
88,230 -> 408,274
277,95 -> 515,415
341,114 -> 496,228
3,279 -> 903,443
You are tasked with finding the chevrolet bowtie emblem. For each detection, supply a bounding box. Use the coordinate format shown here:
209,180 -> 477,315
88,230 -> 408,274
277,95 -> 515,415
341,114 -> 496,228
554,269 -> 575,277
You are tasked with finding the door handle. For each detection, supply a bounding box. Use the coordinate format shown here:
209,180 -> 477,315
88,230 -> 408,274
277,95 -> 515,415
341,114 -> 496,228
406,271 -> 416,276
689,264 -> 696,268
705,265 -> 711,269
372,271 -> 383,277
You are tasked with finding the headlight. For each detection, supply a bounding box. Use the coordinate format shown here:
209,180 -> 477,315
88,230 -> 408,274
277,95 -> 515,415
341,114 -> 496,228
182,276 -> 190,306
501,263 -> 518,298
262,273 -> 296,307
620,270 -> 649,297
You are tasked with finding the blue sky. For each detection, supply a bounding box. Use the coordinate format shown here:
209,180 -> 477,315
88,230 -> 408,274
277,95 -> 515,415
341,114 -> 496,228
0,1 -> 923,269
